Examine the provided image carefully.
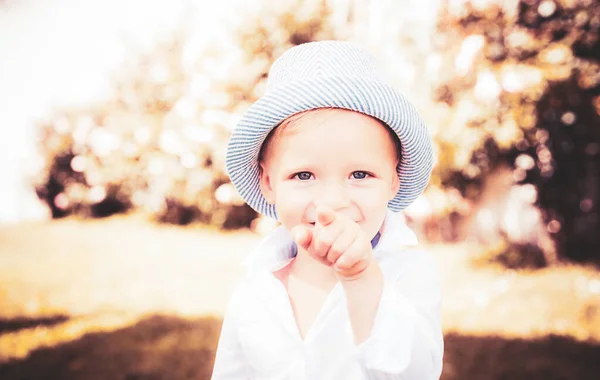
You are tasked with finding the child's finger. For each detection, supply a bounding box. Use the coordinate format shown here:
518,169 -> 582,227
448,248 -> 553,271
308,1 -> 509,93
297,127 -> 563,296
326,228 -> 357,265
316,206 -> 337,227
312,222 -> 344,259
334,237 -> 370,271
291,225 -> 313,252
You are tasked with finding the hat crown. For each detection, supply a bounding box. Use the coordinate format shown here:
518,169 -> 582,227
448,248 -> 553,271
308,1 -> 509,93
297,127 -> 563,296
267,41 -> 381,91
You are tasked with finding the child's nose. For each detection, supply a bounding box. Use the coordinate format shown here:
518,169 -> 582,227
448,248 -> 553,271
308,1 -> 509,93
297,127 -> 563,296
314,182 -> 350,211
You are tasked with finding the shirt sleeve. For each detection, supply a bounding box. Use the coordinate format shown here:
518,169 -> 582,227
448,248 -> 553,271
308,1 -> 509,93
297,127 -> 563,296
211,287 -> 251,380
355,250 -> 444,379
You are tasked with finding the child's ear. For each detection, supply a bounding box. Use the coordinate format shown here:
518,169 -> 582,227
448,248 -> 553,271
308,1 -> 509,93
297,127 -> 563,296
259,163 -> 275,204
389,171 -> 400,200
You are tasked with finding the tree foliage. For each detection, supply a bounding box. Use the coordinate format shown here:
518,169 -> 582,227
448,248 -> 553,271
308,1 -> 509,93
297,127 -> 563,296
433,0 -> 600,262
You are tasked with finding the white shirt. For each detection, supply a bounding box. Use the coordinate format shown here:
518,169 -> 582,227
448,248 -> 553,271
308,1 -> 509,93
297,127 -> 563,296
211,211 -> 444,379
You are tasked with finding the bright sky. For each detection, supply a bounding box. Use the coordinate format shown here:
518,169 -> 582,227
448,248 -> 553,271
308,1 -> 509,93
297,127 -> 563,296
0,0 -> 219,224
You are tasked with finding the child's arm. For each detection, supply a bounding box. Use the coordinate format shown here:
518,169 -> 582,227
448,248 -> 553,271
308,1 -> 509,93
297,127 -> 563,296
347,251 -> 444,379
211,288 -> 251,379
293,207 -> 443,378
341,262 -> 384,344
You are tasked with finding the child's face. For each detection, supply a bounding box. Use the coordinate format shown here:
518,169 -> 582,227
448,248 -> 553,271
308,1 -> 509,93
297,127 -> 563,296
259,108 -> 400,240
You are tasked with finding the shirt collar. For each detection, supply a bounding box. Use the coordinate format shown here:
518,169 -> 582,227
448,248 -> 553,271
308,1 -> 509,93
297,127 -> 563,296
242,209 -> 419,272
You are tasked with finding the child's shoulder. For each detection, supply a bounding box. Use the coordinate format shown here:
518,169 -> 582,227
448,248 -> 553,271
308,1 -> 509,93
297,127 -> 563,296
222,276 -> 255,317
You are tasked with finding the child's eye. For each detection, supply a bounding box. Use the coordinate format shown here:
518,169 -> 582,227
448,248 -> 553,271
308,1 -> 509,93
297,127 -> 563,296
294,172 -> 313,180
351,171 -> 370,179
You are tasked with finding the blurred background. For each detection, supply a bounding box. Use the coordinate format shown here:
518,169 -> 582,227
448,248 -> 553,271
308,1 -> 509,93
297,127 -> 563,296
0,0 -> 599,378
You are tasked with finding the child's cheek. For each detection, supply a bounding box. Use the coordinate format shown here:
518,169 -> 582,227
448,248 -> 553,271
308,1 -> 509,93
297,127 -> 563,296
275,183 -> 315,225
351,186 -> 389,237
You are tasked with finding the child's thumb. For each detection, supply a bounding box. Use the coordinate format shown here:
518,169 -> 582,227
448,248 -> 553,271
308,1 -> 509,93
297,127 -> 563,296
291,225 -> 313,251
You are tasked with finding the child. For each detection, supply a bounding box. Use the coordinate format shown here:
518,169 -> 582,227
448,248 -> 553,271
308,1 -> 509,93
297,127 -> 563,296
212,41 -> 443,379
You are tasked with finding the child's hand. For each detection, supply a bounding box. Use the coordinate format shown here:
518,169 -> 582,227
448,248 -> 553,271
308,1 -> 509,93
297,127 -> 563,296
291,206 -> 374,281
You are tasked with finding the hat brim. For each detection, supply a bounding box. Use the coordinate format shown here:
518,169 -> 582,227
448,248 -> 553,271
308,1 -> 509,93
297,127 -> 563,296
225,75 -> 434,219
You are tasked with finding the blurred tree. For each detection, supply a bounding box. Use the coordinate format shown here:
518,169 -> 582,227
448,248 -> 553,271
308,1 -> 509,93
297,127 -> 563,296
433,0 -> 600,263
33,0 -> 338,229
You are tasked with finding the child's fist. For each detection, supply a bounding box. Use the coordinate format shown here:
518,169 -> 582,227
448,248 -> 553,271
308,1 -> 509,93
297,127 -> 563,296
291,206 -> 374,281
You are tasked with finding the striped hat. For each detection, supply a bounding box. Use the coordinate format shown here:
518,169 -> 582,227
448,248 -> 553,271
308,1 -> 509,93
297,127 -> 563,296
225,40 -> 434,219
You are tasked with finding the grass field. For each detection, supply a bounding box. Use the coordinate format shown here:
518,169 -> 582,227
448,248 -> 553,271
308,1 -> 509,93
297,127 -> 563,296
1,216 -> 599,379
